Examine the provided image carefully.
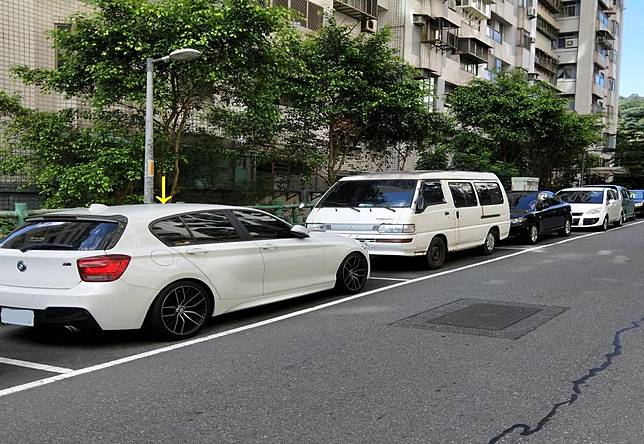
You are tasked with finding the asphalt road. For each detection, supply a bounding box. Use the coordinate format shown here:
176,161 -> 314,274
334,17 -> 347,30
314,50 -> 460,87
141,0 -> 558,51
2,222 -> 644,443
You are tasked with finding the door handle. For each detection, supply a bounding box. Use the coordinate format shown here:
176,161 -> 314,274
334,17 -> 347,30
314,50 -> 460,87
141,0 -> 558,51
185,248 -> 209,255
444,211 -> 450,216
260,244 -> 279,250
456,210 -> 460,219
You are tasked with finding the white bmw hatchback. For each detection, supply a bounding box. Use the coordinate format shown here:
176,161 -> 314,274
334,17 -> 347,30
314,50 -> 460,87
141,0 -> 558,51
0,204 -> 370,340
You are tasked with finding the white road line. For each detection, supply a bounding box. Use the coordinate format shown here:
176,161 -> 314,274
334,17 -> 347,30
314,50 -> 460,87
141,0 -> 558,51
0,357 -> 72,374
369,276 -> 409,282
1,220 -> 643,399
497,246 -> 529,251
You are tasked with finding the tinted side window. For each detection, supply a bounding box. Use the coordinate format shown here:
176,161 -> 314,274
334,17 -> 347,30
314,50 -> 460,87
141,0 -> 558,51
150,217 -> 193,246
621,189 -> 630,200
181,212 -> 241,244
474,182 -> 504,206
449,182 -> 478,208
232,211 -> 293,240
608,189 -> 618,201
422,181 -> 446,206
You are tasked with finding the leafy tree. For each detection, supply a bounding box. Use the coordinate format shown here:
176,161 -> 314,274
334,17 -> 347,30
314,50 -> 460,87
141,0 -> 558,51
0,92 -> 142,208
615,95 -> 644,187
445,69 -> 601,188
13,0 -> 297,197
283,20 -> 431,184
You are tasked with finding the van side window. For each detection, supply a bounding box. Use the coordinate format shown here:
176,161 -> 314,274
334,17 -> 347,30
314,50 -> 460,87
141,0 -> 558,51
474,182 -> 504,206
448,182 -> 478,208
422,181 -> 446,205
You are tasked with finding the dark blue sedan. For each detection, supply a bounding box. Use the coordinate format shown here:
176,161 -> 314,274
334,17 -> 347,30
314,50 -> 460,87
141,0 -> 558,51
631,189 -> 644,214
508,191 -> 572,244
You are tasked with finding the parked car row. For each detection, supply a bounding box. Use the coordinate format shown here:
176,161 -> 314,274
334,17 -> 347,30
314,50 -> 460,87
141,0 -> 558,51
0,171 -> 639,340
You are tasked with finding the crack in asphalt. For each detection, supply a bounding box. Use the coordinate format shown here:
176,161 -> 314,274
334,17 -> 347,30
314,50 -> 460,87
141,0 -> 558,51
488,316 -> 644,443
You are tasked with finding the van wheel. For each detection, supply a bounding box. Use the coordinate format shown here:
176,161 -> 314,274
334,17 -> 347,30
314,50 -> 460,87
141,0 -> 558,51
426,237 -> 447,270
481,230 -> 497,255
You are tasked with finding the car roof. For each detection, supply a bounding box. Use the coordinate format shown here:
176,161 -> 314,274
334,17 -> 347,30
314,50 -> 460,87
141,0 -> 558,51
338,171 -> 500,181
36,203 -> 254,222
584,184 -> 621,189
557,188 -> 607,193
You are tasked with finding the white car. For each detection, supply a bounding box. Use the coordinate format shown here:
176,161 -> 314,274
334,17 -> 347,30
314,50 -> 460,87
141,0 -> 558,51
556,187 -> 623,230
0,204 -> 370,340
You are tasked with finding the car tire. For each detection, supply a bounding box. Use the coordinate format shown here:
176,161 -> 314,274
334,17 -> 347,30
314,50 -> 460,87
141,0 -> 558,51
526,223 -> 539,244
335,252 -> 368,294
559,218 -> 572,237
601,216 -> 609,231
616,213 -> 624,227
147,280 -> 212,341
426,236 -> 447,270
481,229 -> 497,255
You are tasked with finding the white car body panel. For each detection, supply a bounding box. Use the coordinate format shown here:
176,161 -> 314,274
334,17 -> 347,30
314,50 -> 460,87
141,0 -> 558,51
0,204 -> 369,331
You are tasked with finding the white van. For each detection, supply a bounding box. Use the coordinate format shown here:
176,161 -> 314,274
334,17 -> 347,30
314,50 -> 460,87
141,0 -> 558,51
305,171 -> 510,269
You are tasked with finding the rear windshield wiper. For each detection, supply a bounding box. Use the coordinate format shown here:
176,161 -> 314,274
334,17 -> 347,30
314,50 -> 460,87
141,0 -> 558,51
19,243 -> 76,252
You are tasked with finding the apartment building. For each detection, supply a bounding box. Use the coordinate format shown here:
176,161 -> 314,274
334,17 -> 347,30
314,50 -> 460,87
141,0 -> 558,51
0,0 -> 89,209
326,0 -> 623,178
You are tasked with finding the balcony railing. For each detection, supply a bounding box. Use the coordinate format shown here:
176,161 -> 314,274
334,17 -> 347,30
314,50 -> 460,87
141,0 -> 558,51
536,15 -> 559,41
455,0 -> 491,21
458,38 -> 490,64
333,0 -> 377,19
538,0 -> 561,14
535,50 -> 558,74
594,51 -> 609,69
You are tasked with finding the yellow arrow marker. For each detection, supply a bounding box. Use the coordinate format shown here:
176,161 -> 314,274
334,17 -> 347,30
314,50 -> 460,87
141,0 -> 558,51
155,175 -> 172,204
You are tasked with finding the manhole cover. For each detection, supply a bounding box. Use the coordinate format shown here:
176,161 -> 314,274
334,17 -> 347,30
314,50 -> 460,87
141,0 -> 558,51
393,299 -> 568,339
428,303 -> 541,330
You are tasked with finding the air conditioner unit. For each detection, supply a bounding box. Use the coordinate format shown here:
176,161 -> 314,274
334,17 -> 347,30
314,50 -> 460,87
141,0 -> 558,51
565,38 -> 578,48
361,18 -> 377,33
412,15 -> 426,26
527,7 -> 537,18
529,36 -> 536,44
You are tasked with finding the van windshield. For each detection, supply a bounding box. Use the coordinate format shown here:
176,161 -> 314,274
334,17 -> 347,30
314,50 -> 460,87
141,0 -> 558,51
319,179 -> 418,209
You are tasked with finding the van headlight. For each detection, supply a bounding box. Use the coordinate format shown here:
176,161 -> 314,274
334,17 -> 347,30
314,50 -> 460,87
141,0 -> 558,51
377,224 -> 416,234
586,208 -> 602,215
306,223 -> 327,232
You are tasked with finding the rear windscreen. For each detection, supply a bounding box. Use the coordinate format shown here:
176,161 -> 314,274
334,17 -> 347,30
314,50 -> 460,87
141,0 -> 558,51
0,219 -> 123,251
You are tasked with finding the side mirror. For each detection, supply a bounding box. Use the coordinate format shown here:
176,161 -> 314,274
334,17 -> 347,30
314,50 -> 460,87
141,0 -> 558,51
415,196 -> 426,214
608,199 -> 616,205
290,224 -> 310,238
298,202 -> 306,210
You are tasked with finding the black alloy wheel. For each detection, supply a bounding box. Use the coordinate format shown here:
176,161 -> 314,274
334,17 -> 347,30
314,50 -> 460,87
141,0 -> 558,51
148,281 -> 211,340
335,253 -> 368,294
427,236 -> 447,270
559,218 -> 572,237
526,223 -> 539,245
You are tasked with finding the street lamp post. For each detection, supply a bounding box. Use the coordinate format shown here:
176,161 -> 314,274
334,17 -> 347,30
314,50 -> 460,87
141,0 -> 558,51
143,48 -> 202,204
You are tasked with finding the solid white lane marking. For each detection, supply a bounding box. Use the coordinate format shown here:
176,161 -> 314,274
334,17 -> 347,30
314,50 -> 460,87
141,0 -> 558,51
0,357 -> 72,374
497,246 -> 530,251
1,220 -> 643,399
369,277 -> 409,282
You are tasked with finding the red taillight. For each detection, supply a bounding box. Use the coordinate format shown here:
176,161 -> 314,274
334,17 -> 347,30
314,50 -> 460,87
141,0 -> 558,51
77,255 -> 131,282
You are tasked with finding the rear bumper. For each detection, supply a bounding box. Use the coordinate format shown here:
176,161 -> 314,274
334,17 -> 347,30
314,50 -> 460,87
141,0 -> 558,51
0,280 -> 157,330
